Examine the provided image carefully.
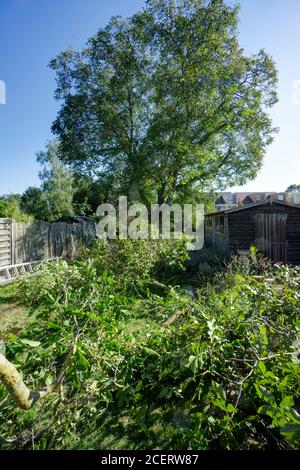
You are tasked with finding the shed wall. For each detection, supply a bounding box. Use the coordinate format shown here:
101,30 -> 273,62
227,204 -> 300,264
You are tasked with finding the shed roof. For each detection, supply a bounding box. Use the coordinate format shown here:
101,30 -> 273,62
205,199 -> 300,217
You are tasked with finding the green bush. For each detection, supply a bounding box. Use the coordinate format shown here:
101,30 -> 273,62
81,239 -> 190,293
0,197 -> 33,222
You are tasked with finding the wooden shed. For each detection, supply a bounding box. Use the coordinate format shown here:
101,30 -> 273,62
205,199 -> 300,264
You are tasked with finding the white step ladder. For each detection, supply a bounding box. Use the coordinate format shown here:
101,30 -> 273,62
0,259 -> 58,286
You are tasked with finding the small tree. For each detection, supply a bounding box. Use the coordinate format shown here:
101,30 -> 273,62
36,140 -> 75,221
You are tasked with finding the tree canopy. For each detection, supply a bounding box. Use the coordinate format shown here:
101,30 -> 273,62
50,0 -> 278,205
36,140 -> 75,221
286,185 -> 300,193
0,194 -> 32,222
21,187 -> 49,221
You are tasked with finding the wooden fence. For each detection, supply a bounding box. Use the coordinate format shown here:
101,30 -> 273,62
0,219 -> 12,267
0,218 -> 97,266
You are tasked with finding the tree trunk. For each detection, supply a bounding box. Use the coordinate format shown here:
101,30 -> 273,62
0,352 -> 52,410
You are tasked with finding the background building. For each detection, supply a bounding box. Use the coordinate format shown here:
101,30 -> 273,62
214,192 -> 300,211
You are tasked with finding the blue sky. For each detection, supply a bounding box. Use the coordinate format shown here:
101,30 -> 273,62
0,0 -> 299,195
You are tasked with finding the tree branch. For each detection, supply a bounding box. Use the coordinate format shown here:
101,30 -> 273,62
0,334 -> 78,410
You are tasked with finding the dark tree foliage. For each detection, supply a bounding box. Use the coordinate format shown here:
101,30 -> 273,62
286,185 -> 300,193
21,187 -> 49,221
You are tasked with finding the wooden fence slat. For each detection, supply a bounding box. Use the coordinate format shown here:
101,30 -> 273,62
0,219 -> 96,267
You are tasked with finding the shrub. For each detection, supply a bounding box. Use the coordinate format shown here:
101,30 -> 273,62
81,239 -> 190,293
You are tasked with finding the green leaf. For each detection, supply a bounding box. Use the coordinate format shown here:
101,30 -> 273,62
254,384 -> 276,405
213,398 -> 227,411
227,403 -> 238,413
46,321 -> 60,330
140,346 -> 160,357
258,361 -> 267,375
258,404 -> 277,418
75,350 -> 90,372
19,339 -> 41,348
280,396 -> 294,411
285,407 -> 300,424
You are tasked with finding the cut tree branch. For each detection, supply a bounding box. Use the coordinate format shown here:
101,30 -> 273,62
0,333 -> 78,410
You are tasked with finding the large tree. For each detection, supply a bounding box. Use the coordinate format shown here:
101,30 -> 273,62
50,0 -> 278,205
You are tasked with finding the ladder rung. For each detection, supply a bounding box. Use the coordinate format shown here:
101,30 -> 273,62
0,258 -> 58,286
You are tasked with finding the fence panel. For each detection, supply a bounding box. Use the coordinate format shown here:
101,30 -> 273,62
0,219 -> 96,267
0,219 -> 12,267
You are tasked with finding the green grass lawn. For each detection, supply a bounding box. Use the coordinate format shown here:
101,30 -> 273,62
0,283 -> 30,338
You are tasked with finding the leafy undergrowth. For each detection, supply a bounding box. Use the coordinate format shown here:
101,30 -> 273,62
0,241 -> 299,450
